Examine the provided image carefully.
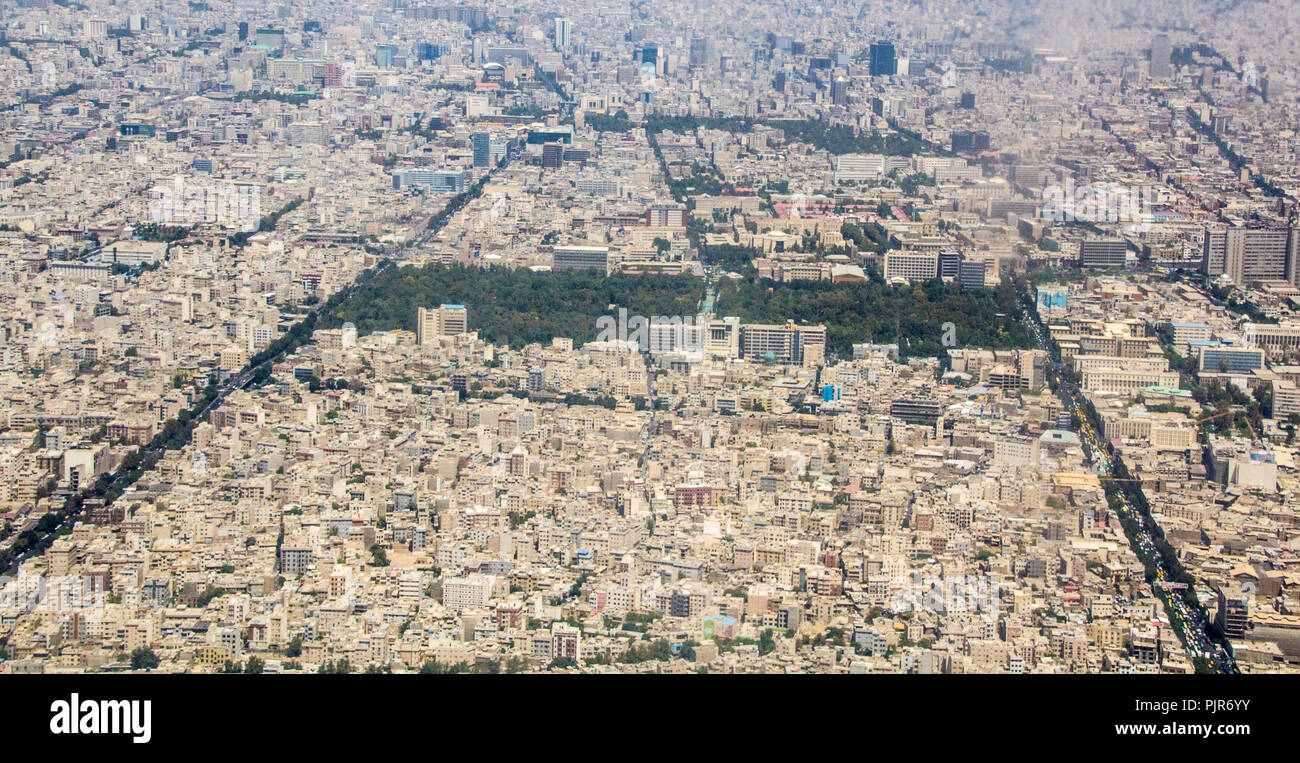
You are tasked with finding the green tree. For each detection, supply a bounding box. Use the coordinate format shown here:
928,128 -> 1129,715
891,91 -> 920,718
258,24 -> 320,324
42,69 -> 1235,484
130,647 -> 160,670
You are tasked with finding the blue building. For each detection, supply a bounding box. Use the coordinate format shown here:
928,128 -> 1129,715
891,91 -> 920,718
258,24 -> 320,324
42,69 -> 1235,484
869,41 -> 896,76
472,132 -> 492,168
1198,346 -> 1266,374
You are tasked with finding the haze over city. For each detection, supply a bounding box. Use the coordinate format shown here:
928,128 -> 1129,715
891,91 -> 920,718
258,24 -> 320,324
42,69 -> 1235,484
0,0 -> 1298,682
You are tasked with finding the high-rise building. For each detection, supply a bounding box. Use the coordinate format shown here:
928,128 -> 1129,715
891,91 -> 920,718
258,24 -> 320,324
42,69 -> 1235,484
552,246 -> 609,272
645,205 -> 686,228
831,77 -> 849,105
1079,237 -> 1128,268
1150,33 -> 1172,79
958,259 -> 990,290
869,41 -> 897,76
883,251 -> 939,282
738,322 -> 826,366
417,304 -> 468,345
554,17 -> 571,50
690,36 -> 709,67
1201,226 -> 1300,287
321,62 -> 342,88
472,132 -> 492,168
541,142 -> 565,169
939,250 -> 963,279
951,130 -> 990,153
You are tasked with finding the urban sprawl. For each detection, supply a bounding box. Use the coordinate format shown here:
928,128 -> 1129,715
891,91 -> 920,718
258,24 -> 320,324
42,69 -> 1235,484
1,0 -> 1299,675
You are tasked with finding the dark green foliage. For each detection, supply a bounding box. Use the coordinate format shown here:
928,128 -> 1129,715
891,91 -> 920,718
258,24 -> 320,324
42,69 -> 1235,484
323,264 -> 705,348
697,243 -> 759,272
765,119 -> 929,156
587,111 -> 635,132
228,198 -> 303,247
714,275 -> 1033,358
130,647 -> 160,670
132,223 -> 189,243
839,221 -> 891,254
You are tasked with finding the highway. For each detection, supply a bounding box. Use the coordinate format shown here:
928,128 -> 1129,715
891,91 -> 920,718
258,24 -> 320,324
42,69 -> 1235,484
1020,300 -> 1236,673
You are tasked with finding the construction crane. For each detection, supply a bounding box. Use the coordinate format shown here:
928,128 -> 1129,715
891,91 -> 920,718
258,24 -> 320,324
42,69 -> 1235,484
1193,409 -> 1240,426
1195,408 -> 1259,440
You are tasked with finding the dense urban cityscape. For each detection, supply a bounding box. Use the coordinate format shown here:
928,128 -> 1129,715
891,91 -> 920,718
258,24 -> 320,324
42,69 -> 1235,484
0,0 -> 1298,679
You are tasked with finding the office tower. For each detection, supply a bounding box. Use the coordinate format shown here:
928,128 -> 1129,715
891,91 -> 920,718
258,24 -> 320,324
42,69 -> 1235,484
690,36 -> 709,67
554,17 -> 570,50
831,77 -> 849,105
951,130 -> 990,152
552,246 -> 609,271
417,305 -> 468,345
960,91 -> 975,109
773,71 -> 786,92
417,42 -> 440,61
645,205 -> 686,227
883,251 -> 940,282
321,62 -> 341,88
958,259 -> 990,289
869,41 -> 897,76
938,250 -> 963,279
1150,33 -> 1172,78
1078,237 -> 1128,268
472,132 -> 492,168
375,44 -> 397,68
1201,226 -> 1300,286
541,142 -> 565,169
738,322 -> 826,366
